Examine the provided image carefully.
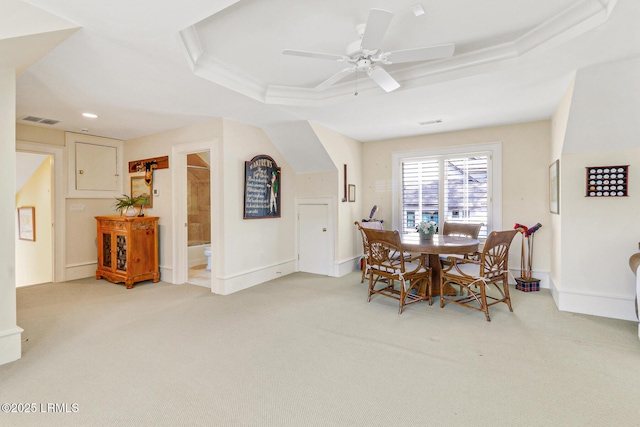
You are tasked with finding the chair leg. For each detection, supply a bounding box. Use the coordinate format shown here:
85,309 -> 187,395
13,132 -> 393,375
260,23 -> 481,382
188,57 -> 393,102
439,278 -> 446,308
367,274 -> 374,302
503,278 -> 513,312
479,284 -> 491,322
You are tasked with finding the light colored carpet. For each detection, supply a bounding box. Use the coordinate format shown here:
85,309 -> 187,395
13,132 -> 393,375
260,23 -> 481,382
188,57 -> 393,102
1,272 -> 639,426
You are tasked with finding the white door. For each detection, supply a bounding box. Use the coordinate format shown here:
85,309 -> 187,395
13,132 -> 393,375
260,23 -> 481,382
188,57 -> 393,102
298,204 -> 330,275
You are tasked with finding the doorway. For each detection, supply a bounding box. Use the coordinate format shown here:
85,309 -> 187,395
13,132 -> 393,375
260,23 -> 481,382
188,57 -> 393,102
16,141 -> 65,285
171,139 -> 218,289
186,152 -> 211,287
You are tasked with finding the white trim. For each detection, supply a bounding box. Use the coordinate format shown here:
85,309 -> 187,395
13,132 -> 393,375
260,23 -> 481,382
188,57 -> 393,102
0,327 -> 23,366
17,141 -> 65,282
215,260 -> 296,295
295,197 -> 336,277
549,276 -> 637,322
391,142 -> 502,234
171,139 -> 219,286
65,261 -> 97,281
183,1 -> 615,107
336,256 -> 361,277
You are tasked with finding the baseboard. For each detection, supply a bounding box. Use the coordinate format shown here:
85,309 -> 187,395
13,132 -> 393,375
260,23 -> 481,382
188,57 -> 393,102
551,284 -> 637,322
65,262 -> 97,281
214,260 -> 296,295
335,256 -> 361,277
0,326 -> 23,366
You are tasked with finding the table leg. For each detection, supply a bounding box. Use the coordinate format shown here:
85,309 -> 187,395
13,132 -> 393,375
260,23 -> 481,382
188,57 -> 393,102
421,254 -> 456,298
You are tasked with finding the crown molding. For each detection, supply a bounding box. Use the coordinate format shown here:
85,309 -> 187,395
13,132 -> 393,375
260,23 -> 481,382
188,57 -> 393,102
179,0 -> 617,107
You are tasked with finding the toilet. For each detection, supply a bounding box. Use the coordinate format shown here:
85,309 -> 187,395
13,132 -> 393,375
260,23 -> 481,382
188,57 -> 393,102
204,246 -> 211,270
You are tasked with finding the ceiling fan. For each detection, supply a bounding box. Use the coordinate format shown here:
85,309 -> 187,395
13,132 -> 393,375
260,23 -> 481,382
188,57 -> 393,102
283,8 -> 455,93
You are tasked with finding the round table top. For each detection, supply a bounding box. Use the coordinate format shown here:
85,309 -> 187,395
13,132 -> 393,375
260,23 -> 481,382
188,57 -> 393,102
401,233 -> 479,255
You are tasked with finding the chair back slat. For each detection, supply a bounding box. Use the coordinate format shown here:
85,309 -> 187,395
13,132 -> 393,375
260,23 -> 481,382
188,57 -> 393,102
361,228 -> 405,273
479,230 -> 518,278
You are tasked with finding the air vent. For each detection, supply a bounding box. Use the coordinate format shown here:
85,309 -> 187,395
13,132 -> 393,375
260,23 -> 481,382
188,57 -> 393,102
22,116 -> 43,122
39,119 -> 60,125
19,115 -> 60,125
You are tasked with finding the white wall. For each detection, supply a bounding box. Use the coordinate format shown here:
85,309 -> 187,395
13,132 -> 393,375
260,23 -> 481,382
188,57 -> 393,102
558,149 -> 640,320
310,123 -> 363,275
549,75 -> 575,297
555,57 -> 640,321
219,119 -> 296,293
0,67 -> 22,365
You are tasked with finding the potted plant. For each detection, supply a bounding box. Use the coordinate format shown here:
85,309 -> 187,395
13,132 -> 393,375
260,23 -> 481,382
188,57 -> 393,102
416,220 -> 437,241
113,194 -> 144,217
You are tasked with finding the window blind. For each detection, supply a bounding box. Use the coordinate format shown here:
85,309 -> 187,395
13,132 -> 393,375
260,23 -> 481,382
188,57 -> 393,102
400,154 -> 489,238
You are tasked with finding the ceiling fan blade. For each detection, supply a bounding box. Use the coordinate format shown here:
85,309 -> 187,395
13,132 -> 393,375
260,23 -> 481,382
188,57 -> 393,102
385,44 -> 455,64
315,67 -> 355,91
282,49 -> 346,62
367,66 -> 400,92
360,9 -> 393,52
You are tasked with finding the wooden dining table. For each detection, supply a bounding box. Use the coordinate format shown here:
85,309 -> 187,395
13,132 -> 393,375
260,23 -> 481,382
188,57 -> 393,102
401,234 -> 480,298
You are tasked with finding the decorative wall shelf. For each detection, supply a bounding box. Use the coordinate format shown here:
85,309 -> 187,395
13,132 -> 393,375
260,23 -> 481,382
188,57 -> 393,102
585,165 -> 628,197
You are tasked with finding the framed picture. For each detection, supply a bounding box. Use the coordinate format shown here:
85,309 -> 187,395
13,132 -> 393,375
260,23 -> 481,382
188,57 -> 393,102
17,206 -> 36,241
131,176 -> 152,208
348,184 -> 356,202
244,154 -> 281,219
549,160 -> 559,214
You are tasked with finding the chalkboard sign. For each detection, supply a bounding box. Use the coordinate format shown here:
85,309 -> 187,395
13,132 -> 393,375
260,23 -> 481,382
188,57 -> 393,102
244,155 -> 281,219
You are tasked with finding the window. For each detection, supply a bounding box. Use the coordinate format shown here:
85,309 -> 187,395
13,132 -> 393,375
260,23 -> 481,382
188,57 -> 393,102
392,143 -> 502,240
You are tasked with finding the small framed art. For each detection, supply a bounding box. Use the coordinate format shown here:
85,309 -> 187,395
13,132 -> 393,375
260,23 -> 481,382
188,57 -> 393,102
17,206 -> 36,241
131,176 -> 152,207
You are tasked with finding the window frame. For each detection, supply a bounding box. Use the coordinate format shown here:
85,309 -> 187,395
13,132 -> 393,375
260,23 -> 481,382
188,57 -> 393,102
391,142 -> 502,239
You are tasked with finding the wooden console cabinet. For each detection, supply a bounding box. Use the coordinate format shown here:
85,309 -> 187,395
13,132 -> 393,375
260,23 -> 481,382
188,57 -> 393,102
95,215 -> 160,289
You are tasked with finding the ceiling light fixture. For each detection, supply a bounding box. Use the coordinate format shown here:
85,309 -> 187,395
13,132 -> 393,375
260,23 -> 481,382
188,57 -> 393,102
82,112 -> 98,118
411,3 -> 426,17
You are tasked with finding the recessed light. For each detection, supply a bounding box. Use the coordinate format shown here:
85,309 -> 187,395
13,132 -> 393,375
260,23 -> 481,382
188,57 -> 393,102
411,3 -> 426,16
82,113 -> 98,118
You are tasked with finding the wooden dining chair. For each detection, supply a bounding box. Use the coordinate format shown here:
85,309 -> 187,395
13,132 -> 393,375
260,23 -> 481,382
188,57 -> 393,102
440,221 -> 483,259
440,229 -> 518,321
362,227 -> 431,314
355,221 -> 383,283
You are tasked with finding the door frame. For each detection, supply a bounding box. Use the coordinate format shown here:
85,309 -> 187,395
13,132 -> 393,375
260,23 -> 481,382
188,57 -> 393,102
296,197 -> 335,276
16,141 -> 65,282
171,139 -> 220,288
